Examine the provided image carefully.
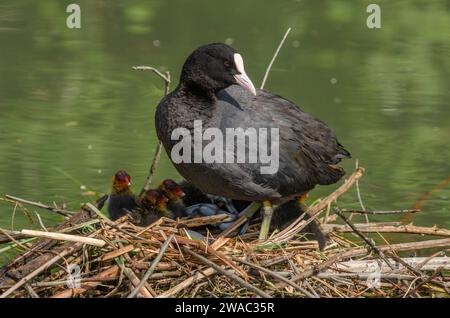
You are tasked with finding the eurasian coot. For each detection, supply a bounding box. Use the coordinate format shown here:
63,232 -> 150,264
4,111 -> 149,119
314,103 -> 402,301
107,170 -> 138,221
139,189 -> 174,226
158,179 -> 186,218
155,43 -> 350,240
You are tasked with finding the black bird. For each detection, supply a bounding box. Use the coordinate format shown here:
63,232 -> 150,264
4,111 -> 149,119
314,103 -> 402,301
155,43 -> 350,240
177,180 -> 210,206
158,179 -> 187,218
271,200 -> 328,250
139,189 -> 174,226
178,180 -> 250,214
107,170 -> 138,221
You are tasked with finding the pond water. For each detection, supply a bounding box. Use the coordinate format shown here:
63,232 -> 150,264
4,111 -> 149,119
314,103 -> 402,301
0,1 -> 449,237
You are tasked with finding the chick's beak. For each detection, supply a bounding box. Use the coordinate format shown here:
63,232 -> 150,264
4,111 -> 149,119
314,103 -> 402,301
233,53 -> 256,96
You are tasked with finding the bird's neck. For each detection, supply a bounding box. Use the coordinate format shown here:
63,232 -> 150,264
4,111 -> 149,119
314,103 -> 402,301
177,81 -> 218,102
170,198 -> 185,208
112,186 -> 133,195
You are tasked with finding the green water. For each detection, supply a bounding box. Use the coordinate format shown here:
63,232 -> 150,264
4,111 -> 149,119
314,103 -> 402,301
0,0 -> 449,236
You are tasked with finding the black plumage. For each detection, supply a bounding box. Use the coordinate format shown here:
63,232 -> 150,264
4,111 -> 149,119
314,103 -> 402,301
155,43 -> 350,204
154,43 -> 350,239
107,171 -> 138,221
180,180 -> 250,212
271,201 -> 328,250
158,179 -> 187,218
138,189 -> 174,226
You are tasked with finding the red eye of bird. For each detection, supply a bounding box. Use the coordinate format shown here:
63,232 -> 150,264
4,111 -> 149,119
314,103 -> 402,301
224,60 -> 232,68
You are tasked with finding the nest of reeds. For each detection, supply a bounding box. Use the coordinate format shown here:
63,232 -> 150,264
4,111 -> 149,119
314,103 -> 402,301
0,168 -> 449,298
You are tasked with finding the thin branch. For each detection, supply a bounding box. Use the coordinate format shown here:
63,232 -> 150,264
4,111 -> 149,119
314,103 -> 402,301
334,207 -> 395,270
132,66 -> 171,195
20,229 -> 106,247
340,209 -> 421,215
115,257 -> 154,298
403,267 -> 443,298
317,272 -> 415,280
182,247 -> 272,298
177,214 -> 233,228
387,252 -> 424,276
132,66 -> 171,84
11,202 -> 18,230
157,267 -> 216,298
0,228 -> 36,253
322,223 -> 450,237
141,142 -> 163,195
342,238 -> 450,260
270,167 -> 365,243
232,256 -> 316,298
4,195 -> 76,217
128,234 -> 174,298
330,257 -> 449,273
34,212 -> 48,232
354,159 -> 369,223
260,27 -> 291,89
290,251 -> 348,283
24,284 -> 39,298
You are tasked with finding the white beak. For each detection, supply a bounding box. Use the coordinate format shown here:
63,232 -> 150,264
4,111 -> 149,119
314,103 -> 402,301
233,53 -> 257,96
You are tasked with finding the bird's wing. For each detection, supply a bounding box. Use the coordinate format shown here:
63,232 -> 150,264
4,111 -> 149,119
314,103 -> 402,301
216,86 -> 350,192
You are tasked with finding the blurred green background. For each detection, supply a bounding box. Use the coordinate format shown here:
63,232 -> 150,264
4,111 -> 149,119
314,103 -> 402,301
0,0 -> 449,237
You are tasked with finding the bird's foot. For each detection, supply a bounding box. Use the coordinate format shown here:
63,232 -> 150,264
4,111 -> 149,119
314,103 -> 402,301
297,193 -> 309,210
206,194 -> 239,214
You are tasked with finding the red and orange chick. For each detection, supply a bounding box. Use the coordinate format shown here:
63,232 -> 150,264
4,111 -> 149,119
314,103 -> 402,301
107,170 -> 138,221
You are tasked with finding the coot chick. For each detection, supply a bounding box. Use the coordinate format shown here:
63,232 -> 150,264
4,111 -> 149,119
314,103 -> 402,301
271,200 -> 327,250
155,43 -> 350,240
178,180 -> 209,207
159,178 -> 222,218
139,189 -> 174,226
158,179 -> 186,218
160,179 -> 248,232
159,179 -> 217,217
107,170 -> 138,221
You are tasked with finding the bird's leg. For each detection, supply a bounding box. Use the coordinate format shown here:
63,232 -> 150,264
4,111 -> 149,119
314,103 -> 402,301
259,200 -> 274,241
297,193 -> 309,210
206,194 -> 239,214
238,202 -> 261,218
219,202 -> 261,238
